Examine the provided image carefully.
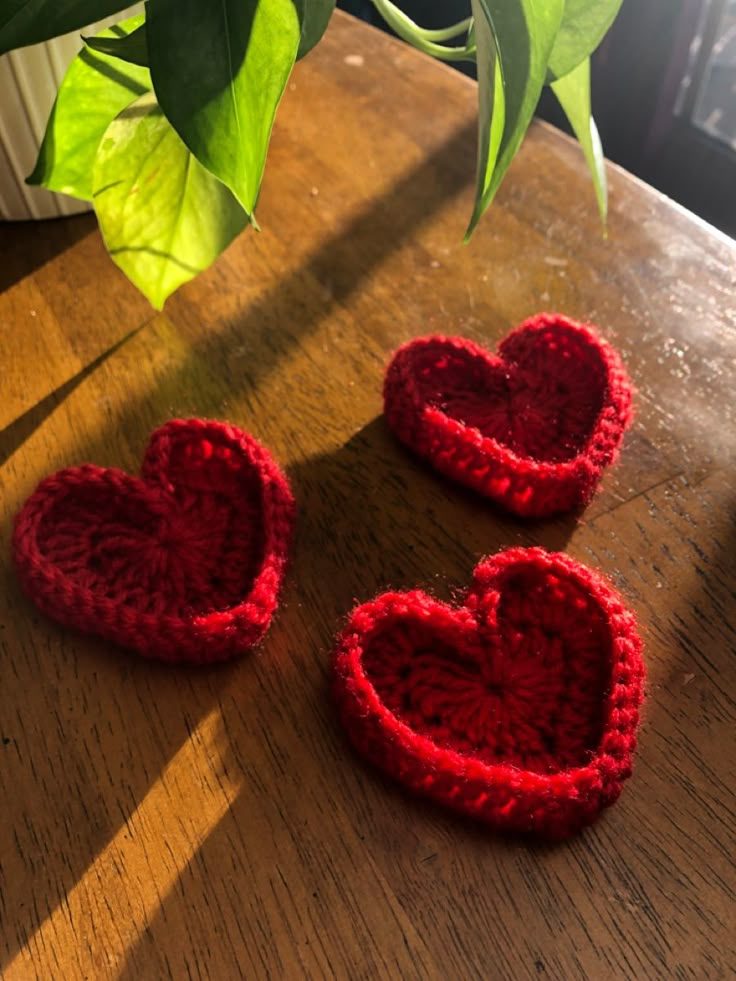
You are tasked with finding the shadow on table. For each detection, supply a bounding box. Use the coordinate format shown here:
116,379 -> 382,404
0,213 -> 96,293
282,416 -> 580,608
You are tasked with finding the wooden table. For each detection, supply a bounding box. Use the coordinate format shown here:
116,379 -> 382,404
1,12 -> 734,979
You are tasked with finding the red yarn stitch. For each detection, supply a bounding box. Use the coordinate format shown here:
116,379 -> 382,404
12,419 -> 295,664
383,313 -> 634,517
333,548 -> 644,839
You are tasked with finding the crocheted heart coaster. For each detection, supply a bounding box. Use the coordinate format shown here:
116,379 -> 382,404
333,548 -> 644,839
12,419 -> 295,664
383,313 -> 633,517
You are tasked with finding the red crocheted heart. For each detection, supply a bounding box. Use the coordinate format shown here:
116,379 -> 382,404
383,313 -> 633,517
333,548 -> 644,839
12,419 -> 295,664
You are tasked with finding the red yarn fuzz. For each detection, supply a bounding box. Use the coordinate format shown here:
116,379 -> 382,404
383,313 -> 634,517
333,548 -> 644,839
12,419 -> 295,664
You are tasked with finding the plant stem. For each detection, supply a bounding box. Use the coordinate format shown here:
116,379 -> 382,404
370,0 -> 476,62
418,17 -> 473,42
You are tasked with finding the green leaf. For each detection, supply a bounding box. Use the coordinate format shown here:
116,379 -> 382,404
93,92 -> 248,309
27,14 -> 150,200
547,0 -> 622,81
551,56 -> 606,222
0,0 -> 132,54
466,0 -> 564,238
296,0 -> 335,59
146,0 -> 301,216
84,22 -> 148,67
466,0 -> 505,239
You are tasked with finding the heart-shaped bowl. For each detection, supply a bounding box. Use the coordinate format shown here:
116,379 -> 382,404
383,313 -> 633,517
13,419 -> 295,664
333,548 -> 644,839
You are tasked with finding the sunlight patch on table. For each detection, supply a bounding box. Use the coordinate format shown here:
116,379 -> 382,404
5,706 -> 241,980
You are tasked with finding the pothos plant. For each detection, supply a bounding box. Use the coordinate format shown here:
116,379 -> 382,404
0,0 -> 621,308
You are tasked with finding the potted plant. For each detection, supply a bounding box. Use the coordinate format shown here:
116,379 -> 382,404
0,0 -> 621,308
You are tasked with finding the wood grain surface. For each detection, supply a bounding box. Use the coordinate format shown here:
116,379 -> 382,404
1,11 -> 735,979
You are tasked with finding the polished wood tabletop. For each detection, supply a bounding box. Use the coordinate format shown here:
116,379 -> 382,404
1,11 -> 735,979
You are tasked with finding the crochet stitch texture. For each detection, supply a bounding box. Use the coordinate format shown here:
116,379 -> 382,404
12,419 -> 295,663
333,548 -> 644,839
383,313 -> 633,517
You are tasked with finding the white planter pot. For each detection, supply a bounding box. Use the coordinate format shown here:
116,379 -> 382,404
0,5 -> 142,221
